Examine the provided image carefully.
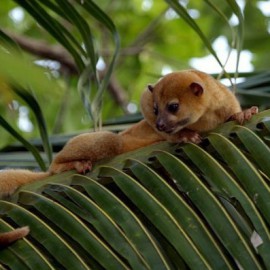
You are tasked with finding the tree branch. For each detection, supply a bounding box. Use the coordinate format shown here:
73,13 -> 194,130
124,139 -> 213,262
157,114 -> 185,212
4,30 -> 78,74
2,30 -> 129,112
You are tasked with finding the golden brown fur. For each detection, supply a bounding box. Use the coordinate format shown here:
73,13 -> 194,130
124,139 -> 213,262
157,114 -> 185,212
0,70 -> 258,245
0,226 -> 29,247
141,70 -> 242,142
0,70 -> 258,197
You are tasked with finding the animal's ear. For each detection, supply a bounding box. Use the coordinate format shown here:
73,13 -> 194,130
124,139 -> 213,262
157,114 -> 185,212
190,82 -> 204,97
148,84 -> 154,92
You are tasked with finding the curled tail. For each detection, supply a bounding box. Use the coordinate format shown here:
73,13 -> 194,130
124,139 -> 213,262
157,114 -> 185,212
0,169 -> 50,198
0,226 -> 30,247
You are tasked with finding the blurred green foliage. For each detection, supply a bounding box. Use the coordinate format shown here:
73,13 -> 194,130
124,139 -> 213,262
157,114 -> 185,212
0,0 -> 269,149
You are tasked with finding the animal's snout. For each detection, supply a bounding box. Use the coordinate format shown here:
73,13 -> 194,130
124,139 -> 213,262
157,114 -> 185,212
156,120 -> 166,131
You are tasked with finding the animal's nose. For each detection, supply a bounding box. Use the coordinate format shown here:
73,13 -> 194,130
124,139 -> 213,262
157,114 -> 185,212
156,121 -> 166,131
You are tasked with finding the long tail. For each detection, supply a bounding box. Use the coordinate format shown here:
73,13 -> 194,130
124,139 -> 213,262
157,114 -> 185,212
0,226 -> 30,247
0,170 -> 50,198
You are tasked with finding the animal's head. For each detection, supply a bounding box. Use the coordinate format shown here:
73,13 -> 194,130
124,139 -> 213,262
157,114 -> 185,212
141,71 -> 208,134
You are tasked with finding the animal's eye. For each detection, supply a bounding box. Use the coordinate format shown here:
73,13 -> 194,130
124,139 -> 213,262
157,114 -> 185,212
153,105 -> 158,115
167,103 -> 179,113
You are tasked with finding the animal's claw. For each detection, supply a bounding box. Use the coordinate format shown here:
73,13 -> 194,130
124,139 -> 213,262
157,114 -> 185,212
230,106 -> 258,125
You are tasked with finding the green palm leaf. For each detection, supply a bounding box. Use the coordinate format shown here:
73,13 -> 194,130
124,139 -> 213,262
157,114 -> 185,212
1,110 -> 270,269
0,219 -> 53,270
1,1 -> 270,269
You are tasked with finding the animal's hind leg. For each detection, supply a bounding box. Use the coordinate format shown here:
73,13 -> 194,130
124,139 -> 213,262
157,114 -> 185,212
50,160 -> 92,174
49,131 -> 123,174
229,106 -> 258,125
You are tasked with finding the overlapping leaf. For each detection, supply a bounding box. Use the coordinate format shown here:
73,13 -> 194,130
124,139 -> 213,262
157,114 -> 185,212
1,110 -> 270,269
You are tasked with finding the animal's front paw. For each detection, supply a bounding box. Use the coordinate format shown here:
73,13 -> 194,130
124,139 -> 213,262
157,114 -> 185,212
230,106 -> 258,125
50,160 -> 92,174
180,130 -> 202,144
170,129 -> 202,144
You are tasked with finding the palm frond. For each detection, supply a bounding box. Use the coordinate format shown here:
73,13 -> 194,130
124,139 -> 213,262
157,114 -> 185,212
1,109 -> 270,269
